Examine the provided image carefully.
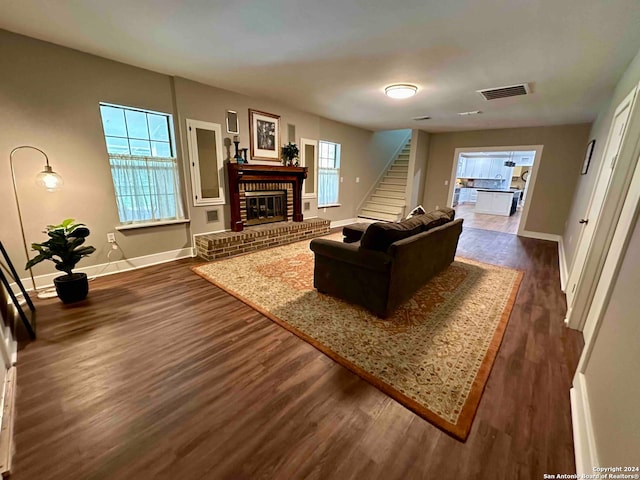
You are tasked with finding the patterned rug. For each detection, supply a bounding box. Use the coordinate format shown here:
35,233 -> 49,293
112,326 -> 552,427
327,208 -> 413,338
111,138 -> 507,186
192,233 -> 522,440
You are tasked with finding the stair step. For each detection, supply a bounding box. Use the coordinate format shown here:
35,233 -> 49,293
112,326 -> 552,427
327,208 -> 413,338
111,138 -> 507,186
382,177 -> 407,185
374,189 -> 405,199
390,165 -> 409,172
379,185 -> 406,194
371,195 -> 405,206
358,210 -> 400,222
378,183 -> 406,197
394,159 -> 409,166
386,170 -> 407,177
363,202 -> 404,214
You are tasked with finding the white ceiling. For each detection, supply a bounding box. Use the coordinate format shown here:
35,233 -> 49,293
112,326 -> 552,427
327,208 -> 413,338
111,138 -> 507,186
2,0 -> 640,132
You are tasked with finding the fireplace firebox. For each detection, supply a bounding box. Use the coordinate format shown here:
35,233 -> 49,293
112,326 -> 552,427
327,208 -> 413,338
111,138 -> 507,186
245,190 -> 287,225
227,163 -> 307,232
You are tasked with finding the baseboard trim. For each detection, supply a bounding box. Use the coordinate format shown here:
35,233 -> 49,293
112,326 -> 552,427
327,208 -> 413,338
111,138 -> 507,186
9,247 -> 195,294
0,367 -> 16,477
518,229 -> 562,242
558,236 -> 568,292
330,218 -> 358,229
571,373 -> 599,474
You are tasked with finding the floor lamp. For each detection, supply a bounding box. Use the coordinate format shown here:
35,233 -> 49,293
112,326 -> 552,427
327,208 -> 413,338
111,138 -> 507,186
9,145 -> 64,298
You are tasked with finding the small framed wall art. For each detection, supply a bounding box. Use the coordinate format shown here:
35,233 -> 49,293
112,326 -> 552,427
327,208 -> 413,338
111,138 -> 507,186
249,109 -> 280,162
581,139 -> 596,175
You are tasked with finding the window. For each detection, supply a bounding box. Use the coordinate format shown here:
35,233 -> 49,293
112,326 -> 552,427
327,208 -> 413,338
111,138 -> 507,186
318,141 -> 341,207
99,103 -> 185,225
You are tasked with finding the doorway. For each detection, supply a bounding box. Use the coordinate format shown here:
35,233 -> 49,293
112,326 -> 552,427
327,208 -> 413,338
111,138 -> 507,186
446,146 -> 543,235
565,85 -> 638,329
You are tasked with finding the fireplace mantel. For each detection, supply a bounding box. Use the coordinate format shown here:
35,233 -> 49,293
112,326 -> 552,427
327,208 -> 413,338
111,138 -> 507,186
227,163 -> 307,232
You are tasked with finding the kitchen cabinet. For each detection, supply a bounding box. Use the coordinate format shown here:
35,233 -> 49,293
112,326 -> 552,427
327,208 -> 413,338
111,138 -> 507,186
462,158 -> 475,177
459,187 -> 479,203
477,158 -> 491,178
457,157 -> 513,179
456,157 -> 466,177
475,190 -> 520,216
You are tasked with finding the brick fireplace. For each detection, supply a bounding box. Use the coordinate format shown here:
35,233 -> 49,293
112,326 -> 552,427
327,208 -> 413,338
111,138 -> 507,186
193,162 -> 329,262
227,163 -> 307,232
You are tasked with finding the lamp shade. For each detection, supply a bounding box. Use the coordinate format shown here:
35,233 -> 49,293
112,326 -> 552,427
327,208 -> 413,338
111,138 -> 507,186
35,165 -> 64,191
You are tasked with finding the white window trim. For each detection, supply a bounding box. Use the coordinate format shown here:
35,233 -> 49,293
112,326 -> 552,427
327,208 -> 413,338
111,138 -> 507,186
186,119 -> 226,206
301,138 -> 318,199
100,103 -> 186,226
318,140 -> 341,208
115,219 -> 190,231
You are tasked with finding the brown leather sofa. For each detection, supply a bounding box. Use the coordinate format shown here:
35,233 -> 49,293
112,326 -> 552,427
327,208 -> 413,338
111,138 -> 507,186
310,208 -> 463,317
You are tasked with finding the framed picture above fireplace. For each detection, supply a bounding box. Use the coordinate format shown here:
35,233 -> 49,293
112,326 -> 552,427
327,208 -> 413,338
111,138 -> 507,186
249,109 -> 280,162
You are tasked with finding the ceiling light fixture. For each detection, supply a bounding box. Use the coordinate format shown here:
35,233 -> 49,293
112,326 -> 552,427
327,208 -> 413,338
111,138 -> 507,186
412,115 -> 431,121
385,84 -> 418,99
458,110 -> 482,116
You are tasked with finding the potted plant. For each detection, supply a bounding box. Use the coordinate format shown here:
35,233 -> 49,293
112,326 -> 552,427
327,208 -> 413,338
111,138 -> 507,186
26,219 -> 96,303
281,142 -> 300,167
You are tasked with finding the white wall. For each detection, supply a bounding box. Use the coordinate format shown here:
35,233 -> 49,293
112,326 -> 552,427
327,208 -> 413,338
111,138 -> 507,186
0,29 -> 407,289
408,130 -> 430,210
567,46 -> 640,471
563,48 -> 640,266
582,211 -> 640,465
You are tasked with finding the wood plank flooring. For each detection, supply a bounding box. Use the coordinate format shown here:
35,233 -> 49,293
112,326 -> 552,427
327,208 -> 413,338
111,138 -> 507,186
10,227 -> 583,480
455,203 -> 522,234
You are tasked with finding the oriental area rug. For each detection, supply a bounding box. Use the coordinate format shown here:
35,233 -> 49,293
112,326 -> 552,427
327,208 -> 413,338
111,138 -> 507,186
192,233 -> 522,440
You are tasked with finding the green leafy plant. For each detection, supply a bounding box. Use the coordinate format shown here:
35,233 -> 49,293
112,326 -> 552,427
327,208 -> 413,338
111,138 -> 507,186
26,219 -> 96,275
281,142 -> 300,166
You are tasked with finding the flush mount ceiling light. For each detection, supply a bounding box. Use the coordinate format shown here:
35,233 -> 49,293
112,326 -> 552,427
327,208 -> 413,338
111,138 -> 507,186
413,115 -> 431,121
385,84 -> 418,99
458,110 -> 482,116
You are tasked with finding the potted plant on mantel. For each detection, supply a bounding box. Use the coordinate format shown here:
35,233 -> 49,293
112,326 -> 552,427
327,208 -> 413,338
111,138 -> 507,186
281,142 -> 300,167
26,219 -> 96,303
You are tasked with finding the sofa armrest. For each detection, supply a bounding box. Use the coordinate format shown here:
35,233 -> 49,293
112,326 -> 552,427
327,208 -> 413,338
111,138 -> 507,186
310,239 -> 392,272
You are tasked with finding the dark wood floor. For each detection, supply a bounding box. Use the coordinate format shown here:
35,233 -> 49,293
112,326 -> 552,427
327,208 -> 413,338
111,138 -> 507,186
11,227 -> 583,480
455,204 -> 523,234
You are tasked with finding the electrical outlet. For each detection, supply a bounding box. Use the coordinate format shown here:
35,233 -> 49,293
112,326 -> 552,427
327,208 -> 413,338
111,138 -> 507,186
435,205 -> 439,210
107,232 -> 116,243
356,177 -> 360,183
444,180 -> 449,186
340,177 -> 344,183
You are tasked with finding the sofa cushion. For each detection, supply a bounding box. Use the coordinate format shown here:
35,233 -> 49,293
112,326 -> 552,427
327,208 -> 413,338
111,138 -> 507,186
439,207 -> 456,221
360,216 -> 424,252
342,222 -> 370,243
419,211 -> 450,231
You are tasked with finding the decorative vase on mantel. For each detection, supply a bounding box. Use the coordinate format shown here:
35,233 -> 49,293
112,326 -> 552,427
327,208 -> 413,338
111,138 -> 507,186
281,142 -> 300,167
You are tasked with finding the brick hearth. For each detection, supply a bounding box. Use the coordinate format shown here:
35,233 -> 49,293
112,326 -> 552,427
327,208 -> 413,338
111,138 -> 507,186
195,218 -> 330,261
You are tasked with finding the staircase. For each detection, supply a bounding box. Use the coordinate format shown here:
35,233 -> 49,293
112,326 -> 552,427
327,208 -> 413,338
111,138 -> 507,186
357,139 -> 410,222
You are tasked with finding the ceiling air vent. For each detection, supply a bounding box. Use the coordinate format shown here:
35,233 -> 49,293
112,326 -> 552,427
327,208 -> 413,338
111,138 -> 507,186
477,83 -> 530,101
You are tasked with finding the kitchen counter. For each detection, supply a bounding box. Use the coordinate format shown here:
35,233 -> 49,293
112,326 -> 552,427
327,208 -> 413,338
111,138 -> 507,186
476,189 -> 521,194
475,190 -> 521,216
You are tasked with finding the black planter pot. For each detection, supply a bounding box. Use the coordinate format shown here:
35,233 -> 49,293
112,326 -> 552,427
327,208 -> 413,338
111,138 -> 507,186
54,272 -> 89,303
